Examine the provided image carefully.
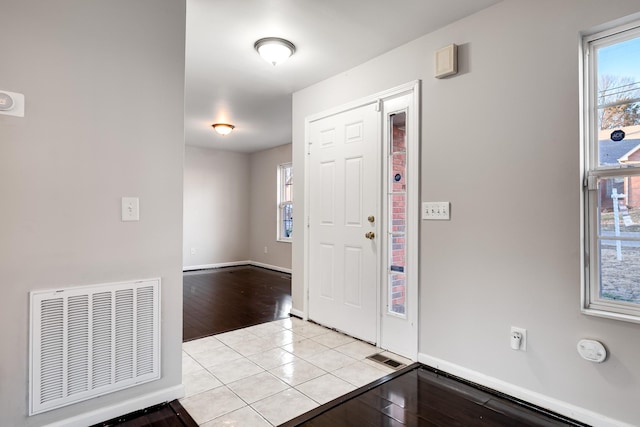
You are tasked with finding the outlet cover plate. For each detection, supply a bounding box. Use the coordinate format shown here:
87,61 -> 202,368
510,326 -> 527,351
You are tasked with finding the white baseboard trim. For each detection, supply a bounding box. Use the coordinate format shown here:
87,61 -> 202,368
183,261 -> 250,271
183,261 -> 291,274
418,353 -> 633,427
249,261 -> 292,274
42,384 -> 185,427
289,308 -> 306,319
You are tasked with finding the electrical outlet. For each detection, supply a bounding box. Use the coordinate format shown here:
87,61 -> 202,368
264,246 -> 268,254
510,326 -> 527,351
190,248 -> 196,255
422,202 -> 450,220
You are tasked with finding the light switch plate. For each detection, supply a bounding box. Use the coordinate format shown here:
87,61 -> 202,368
422,202 -> 450,220
121,197 -> 140,221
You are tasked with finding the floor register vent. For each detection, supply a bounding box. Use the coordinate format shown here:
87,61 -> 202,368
29,279 -> 161,415
366,353 -> 406,370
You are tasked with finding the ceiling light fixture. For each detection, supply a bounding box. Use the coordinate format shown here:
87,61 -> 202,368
211,123 -> 235,136
254,37 -> 296,66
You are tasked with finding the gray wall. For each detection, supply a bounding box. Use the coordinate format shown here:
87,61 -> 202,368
183,147 -> 251,267
183,144 -> 292,271
250,144 -> 293,270
292,0 -> 640,424
0,1 -> 186,426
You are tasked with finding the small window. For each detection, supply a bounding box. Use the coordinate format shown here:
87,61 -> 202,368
582,21 -> 640,322
278,163 -> 293,242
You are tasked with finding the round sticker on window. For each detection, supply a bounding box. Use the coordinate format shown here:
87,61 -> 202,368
394,174 -> 402,182
611,130 -> 626,142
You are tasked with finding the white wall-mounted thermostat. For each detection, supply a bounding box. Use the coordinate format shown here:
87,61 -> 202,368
577,339 -> 607,363
0,90 -> 25,117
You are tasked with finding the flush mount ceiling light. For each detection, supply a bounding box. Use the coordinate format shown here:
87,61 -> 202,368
211,123 -> 235,136
254,37 -> 296,66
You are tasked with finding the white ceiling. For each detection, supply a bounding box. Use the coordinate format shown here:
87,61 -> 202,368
185,0 -> 501,153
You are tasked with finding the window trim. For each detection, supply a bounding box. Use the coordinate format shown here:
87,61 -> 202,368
277,162 -> 293,243
581,20 -> 640,323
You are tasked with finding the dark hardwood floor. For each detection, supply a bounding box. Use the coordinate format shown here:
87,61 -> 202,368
183,265 -> 292,341
282,365 -> 586,427
90,400 -> 198,427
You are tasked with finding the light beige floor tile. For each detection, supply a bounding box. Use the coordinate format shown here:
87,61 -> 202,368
201,406 -> 271,427
310,330 -> 355,348
182,352 -> 203,375
296,374 -> 357,405
271,317 -> 296,329
216,328 -> 256,346
332,360 -> 389,387
179,321 -> 386,427
206,357 -> 265,384
244,322 -> 287,338
183,368 -> 223,398
251,388 -> 319,426
269,359 -> 326,386
305,349 -> 357,372
180,386 -> 246,425
182,335 -> 225,357
261,329 -> 304,347
334,340 -> 379,360
282,338 -> 330,360
247,347 -> 298,370
227,371 -> 289,404
224,335 -> 276,357
191,345 -> 244,367
289,322 -> 331,338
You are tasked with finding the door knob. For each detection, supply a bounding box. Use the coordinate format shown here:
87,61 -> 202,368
365,231 -> 375,240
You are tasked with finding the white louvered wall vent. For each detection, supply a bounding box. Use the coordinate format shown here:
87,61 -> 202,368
29,279 -> 161,415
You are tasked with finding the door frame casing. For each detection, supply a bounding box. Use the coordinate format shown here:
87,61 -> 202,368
302,80 -> 420,357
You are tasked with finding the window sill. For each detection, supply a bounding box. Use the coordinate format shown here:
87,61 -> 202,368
581,306 -> 640,324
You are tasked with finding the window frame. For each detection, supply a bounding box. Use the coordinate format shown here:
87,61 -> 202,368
582,20 -> 640,323
277,163 -> 293,243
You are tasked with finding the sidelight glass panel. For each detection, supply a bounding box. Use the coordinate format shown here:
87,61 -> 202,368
387,112 -> 407,316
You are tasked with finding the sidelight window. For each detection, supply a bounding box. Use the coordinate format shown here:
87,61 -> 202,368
387,112 -> 407,316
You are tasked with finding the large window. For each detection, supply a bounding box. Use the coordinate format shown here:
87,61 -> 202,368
278,163 -> 293,242
583,21 -> 640,321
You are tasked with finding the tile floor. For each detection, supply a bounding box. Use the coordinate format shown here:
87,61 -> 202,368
180,317 -> 412,426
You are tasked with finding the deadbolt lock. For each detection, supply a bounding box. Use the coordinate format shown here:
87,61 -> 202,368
365,231 -> 375,240
367,215 -> 375,223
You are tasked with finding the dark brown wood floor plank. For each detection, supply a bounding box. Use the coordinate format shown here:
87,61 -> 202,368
287,366 -> 585,427
183,265 -> 292,341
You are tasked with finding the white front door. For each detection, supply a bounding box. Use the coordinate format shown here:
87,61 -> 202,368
307,102 -> 380,343
305,82 -> 420,359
